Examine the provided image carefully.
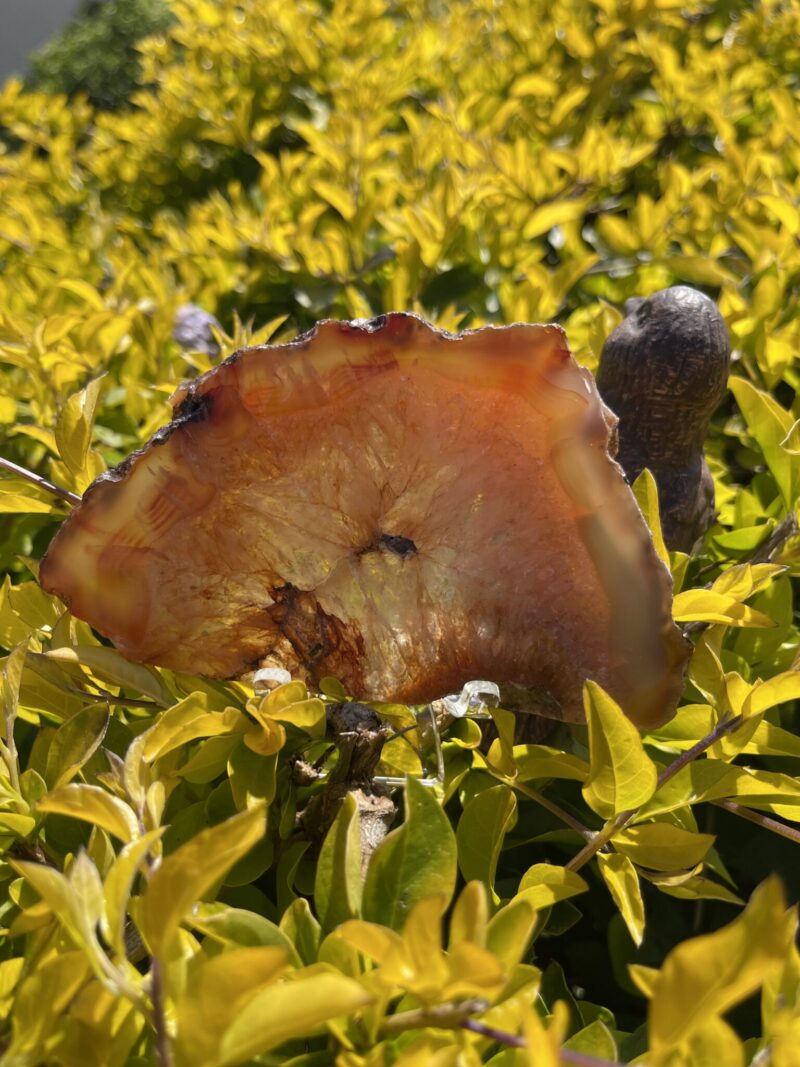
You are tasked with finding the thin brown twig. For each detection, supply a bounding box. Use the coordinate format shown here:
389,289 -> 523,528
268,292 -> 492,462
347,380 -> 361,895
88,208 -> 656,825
514,781 -> 595,841
461,1019 -> 626,1065
712,799 -> 800,846
685,512 -> 799,632
0,456 -> 81,506
565,714 -> 744,873
61,684 -> 165,710
381,998 -> 489,1035
149,956 -> 173,1067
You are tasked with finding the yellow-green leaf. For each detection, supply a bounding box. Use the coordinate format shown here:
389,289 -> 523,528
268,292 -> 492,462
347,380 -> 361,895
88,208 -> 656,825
613,823 -> 715,872
729,378 -> 797,511
582,681 -> 657,819
648,878 -> 796,1052
362,777 -> 457,930
314,793 -> 362,934
456,784 -> 517,904
140,804 -> 266,957
46,645 -> 170,704
142,693 -> 245,762
0,493 -> 57,515
672,589 -> 776,628
512,745 -> 588,783
54,376 -> 105,477
632,469 -> 669,567
598,852 -> 645,946
44,703 -> 109,789
174,947 -> 290,1067
517,863 -> 588,909
216,972 -> 372,1066
101,828 -> 165,958
37,783 -> 139,843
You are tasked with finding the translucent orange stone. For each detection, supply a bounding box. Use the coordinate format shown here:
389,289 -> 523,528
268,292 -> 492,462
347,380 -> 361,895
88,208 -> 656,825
40,314 -> 689,727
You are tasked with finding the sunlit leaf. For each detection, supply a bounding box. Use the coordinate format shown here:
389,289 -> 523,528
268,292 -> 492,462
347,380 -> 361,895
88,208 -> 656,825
648,878 -> 796,1053
37,783 -> 139,843
44,703 -> 109,788
54,375 -> 105,478
140,804 -> 266,956
456,784 -> 516,904
314,793 -> 362,933
582,681 -> 657,819
597,853 -> 645,946
362,777 -> 457,930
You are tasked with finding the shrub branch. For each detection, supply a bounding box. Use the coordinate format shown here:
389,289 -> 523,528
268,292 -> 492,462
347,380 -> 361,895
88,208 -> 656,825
565,714 -> 745,872
711,798 -> 800,846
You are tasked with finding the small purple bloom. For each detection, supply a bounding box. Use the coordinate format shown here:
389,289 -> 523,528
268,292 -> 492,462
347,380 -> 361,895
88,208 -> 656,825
172,303 -> 222,357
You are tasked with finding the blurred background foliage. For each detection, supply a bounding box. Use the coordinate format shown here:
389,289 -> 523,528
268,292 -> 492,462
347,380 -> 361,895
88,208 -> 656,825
25,0 -> 175,112
1,0 -> 800,1064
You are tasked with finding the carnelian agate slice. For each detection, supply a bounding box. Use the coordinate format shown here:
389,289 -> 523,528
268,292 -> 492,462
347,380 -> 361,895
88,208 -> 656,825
40,314 -> 689,728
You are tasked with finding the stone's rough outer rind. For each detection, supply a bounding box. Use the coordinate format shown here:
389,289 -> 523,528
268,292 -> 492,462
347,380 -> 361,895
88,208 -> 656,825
40,313 -> 690,728
596,286 -> 732,553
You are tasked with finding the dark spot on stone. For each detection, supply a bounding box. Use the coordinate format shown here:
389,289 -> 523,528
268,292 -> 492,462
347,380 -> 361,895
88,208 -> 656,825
173,390 -> 213,425
378,534 -> 417,559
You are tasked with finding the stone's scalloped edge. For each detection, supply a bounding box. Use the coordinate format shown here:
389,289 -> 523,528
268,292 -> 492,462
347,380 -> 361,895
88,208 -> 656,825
40,312 -> 689,730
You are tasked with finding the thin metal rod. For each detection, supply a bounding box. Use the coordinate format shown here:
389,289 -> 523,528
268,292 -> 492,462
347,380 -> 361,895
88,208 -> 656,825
514,781 -> 595,841
0,456 -> 81,506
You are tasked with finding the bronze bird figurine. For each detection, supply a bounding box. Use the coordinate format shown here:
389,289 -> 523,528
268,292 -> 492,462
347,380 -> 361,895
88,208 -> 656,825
596,286 -> 731,553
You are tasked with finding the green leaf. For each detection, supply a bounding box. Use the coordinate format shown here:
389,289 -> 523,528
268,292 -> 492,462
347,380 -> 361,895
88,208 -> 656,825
101,828 -> 165,958
174,947 -> 290,1067
140,804 -> 266,957
0,493 -> 57,514
513,745 -> 588,783
46,645 -> 170,704
613,823 -> 715,872
729,377 -> 797,511
189,904 -> 300,966
215,972 -> 372,1067
314,794 -> 362,934
54,375 -> 105,476
280,898 -> 321,966
648,878 -> 796,1052
582,681 -> 657,819
632,469 -> 669,567
563,1019 -> 618,1061
12,854 -> 109,981
485,895 -> 541,969
597,853 -> 645,946
672,589 -> 776,628
37,783 -> 139,843
517,863 -> 588,909
44,703 -> 109,788
456,784 -> 517,904
142,692 -> 245,762
362,777 -> 457,930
